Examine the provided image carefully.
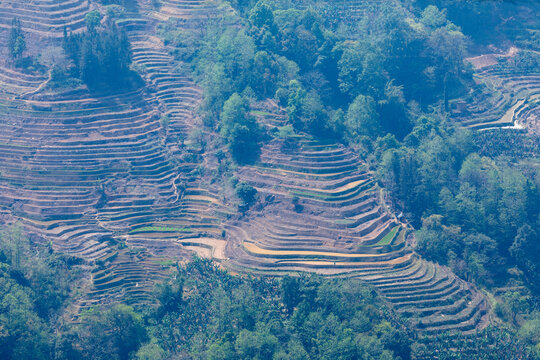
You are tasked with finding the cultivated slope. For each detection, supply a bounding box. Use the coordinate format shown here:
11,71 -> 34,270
222,112 -> 489,334
0,0 -> 492,337
454,56 -> 540,132
0,0 -> 89,36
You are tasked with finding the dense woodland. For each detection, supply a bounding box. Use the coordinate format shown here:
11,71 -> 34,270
1,0 -> 539,359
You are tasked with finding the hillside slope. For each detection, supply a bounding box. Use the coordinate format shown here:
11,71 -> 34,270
0,0 -> 495,339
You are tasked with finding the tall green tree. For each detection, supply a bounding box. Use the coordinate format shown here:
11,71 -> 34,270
8,18 -> 26,63
510,224 -> 540,286
345,94 -> 380,140
220,93 -> 262,163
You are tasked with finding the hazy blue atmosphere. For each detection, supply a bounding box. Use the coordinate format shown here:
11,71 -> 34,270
0,0 -> 538,359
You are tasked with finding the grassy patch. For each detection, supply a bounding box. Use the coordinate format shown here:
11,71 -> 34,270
290,189 -> 330,200
0,142 -> 31,148
334,219 -> 355,225
394,229 -> 406,245
250,110 -> 274,116
277,125 -> 296,138
375,226 -> 400,246
152,259 -> 176,267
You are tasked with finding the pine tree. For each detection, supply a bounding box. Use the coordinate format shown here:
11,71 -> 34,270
80,37 -> 99,87
8,18 -> 26,63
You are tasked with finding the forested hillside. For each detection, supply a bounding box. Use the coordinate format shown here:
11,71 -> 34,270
0,0 -> 538,359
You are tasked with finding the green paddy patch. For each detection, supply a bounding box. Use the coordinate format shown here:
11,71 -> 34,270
375,226 -> 400,246
290,189 -> 331,200
250,110 -> 275,116
334,219 -> 355,225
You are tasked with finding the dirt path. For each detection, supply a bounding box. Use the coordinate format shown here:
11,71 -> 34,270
20,69 -> 52,98
172,173 -> 183,203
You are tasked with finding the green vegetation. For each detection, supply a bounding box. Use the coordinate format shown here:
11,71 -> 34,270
377,122 -> 539,287
376,226 -> 400,246
220,93 -> 264,163
0,224 -> 84,359
8,18 -> 26,63
236,181 -> 258,210
0,0 -> 539,358
1,238 -> 533,360
290,189 -> 330,200
159,0 -> 477,164
60,304 -> 148,360
62,11 -> 133,88
140,258 -> 413,359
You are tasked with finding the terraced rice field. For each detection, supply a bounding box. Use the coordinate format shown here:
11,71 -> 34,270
221,111 -> 489,334
0,79 -> 233,308
117,17 -> 203,141
0,0 -> 491,338
0,86 -> 193,307
0,65 -> 48,97
0,0 -> 231,306
0,0 -> 89,36
115,15 -> 233,263
454,66 -> 540,132
145,0 -> 234,26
